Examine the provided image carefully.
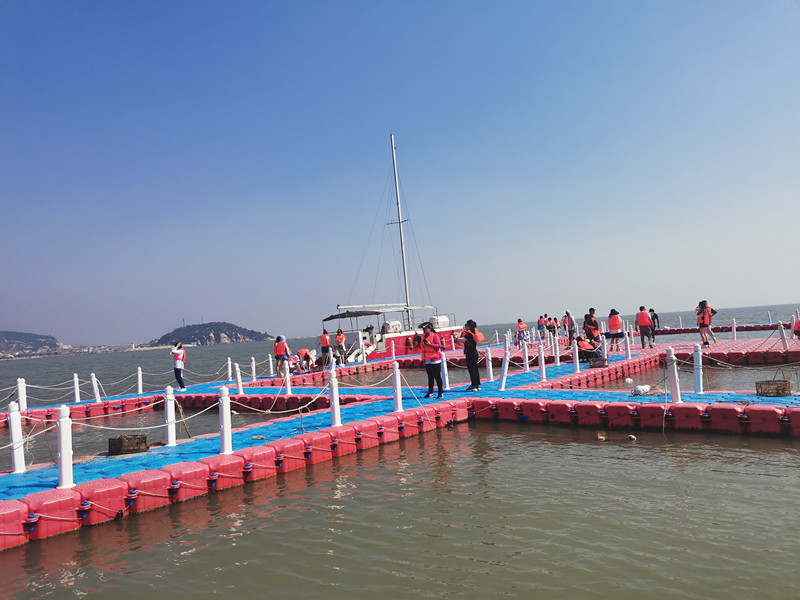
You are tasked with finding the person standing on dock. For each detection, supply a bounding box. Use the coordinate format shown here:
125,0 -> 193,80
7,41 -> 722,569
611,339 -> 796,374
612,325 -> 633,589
649,308 -> 660,341
606,309 -> 624,352
420,322 -> 444,399
273,335 -> 291,375
319,329 -> 331,368
456,319 -> 484,391
583,308 -> 599,342
514,319 -> 527,348
334,329 -> 347,365
636,306 -> 654,348
171,342 -> 186,391
696,300 -> 717,346
564,310 -> 577,343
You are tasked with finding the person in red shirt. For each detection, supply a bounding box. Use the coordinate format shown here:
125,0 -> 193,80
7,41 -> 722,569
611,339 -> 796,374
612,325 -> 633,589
635,306 -> 654,349
420,323 -> 443,399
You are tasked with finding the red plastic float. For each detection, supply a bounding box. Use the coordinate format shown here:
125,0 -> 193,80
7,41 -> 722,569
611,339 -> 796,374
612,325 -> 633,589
574,401 -> 608,427
669,403 -> 708,431
547,399 -> 578,425
119,470 -> 171,513
705,404 -> 746,433
234,445 -> 278,481
160,461 -> 211,502
296,431 -> 334,464
199,454 -> 246,490
517,399 -> 549,422
74,478 -> 128,524
604,402 -> 639,429
22,488 -> 82,540
743,405 -> 785,435
0,500 -> 28,550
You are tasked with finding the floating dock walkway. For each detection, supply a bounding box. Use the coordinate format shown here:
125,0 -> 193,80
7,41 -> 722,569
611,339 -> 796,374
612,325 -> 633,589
1,338 -> 799,551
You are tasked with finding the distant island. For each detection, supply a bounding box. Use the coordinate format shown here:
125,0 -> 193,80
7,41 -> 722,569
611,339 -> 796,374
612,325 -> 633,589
148,322 -> 273,347
0,322 -> 273,358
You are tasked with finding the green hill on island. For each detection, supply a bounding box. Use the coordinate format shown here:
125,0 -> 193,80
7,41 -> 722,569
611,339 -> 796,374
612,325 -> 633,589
150,322 -> 272,346
0,331 -> 65,357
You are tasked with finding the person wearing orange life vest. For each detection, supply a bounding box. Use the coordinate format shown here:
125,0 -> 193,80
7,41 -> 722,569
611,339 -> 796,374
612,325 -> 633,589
333,329 -> 347,365
297,348 -> 313,372
583,308 -> 599,342
456,319 -> 484,391
319,329 -> 331,368
171,342 -> 186,391
420,322 -> 444,399
514,319 -> 527,349
793,318 -> 800,340
606,309 -> 624,352
575,336 -> 602,361
537,316 -> 546,338
273,335 -> 291,376
635,306 -> 654,349
564,310 -> 577,343
695,300 -> 717,346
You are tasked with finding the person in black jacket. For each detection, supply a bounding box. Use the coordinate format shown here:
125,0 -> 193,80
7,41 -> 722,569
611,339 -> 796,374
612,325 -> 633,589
456,319 -> 484,391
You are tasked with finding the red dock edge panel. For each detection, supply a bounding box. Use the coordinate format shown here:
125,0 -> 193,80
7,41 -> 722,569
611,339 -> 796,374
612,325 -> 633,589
636,403 -> 671,430
0,500 -> 29,550
352,420 -> 381,450
199,454 -> 246,490
265,438 -> 307,473
296,431 -> 335,465
518,399 -> 549,423
470,398 -> 498,420
119,470 -> 171,514
604,402 -> 639,429
547,400 -> 578,425
669,403 -> 708,431
783,407 -> 800,437
234,445 -> 279,481
743,405 -> 785,435
74,478 -> 128,524
705,404 -> 746,434
495,399 -> 521,421
364,414 -> 402,443
161,461 -> 212,502
574,401 -> 608,427
326,424 -> 359,457
434,398 -> 470,424
22,488 -> 82,540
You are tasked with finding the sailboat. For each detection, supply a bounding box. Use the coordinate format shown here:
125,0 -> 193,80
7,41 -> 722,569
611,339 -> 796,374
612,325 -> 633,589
321,134 -> 462,363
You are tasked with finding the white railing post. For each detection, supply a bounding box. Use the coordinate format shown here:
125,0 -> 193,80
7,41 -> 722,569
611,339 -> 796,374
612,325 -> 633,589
498,348 -> 510,391
538,343 -> 546,381
666,347 -> 682,404
731,318 -> 737,340
218,386 -> 233,454
778,321 -> 789,351
234,363 -> 244,395
16,378 -> 27,412
8,402 -> 25,474
137,367 -> 143,395
392,361 -> 403,412
251,357 -> 257,382
268,354 -> 275,377
679,316 -> 683,328
73,373 -> 81,404
572,340 -> 580,373
522,340 -> 530,372
440,352 -> 450,391
553,337 -> 561,366
600,335 -> 608,359
624,329 -> 632,360
165,386 -> 177,446
56,405 -> 75,489
790,315 -> 797,338
768,311 -> 773,325
693,344 -> 704,394
283,362 -> 292,396
90,373 -> 101,403
484,346 -> 494,382
330,367 -> 341,427
227,357 -> 232,382
390,340 -> 396,362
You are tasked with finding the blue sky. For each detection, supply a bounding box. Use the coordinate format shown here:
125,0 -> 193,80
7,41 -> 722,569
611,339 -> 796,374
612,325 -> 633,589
2,1 -> 798,346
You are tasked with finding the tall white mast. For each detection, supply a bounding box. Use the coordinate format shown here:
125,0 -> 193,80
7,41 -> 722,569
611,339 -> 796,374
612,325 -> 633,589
390,134 -> 413,328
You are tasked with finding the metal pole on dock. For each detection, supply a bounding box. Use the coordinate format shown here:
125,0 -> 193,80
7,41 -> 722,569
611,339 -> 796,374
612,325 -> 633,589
73,373 -> 81,404
572,340 -> 580,373
165,386 -> 177,447
484,346 -> 494,382
665,347 -> 682,404
234,363 -> 244,395
731,318 -> 737,341
56,405 -> 75,489
137,367 -> 143,395
283,362 -> 292,396
90,373 -> 101,403
498,348 -> 510,391
778,321 -> 789,351
538,343 -> 546,381
522,341 -> 530,372
8,402 -> 25,474
693,344 -> 704,394
16,378 -> 27,412
392,361 -> 403,412
330,366 -> 341,427
441,353 -> 450,391
219,387 -> 233,455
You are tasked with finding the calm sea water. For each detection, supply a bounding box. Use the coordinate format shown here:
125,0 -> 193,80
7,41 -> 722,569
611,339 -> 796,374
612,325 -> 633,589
1,304 -> 799,596
2,421 -> 799,599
